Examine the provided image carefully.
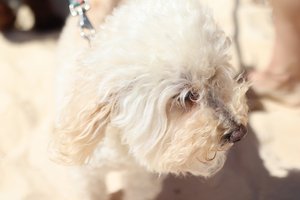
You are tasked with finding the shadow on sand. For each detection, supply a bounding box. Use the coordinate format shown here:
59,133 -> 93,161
2,30 -> 60,43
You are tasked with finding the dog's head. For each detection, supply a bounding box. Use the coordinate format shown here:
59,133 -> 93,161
52,0 -> 248,177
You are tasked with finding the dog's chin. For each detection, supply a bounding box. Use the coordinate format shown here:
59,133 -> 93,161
186,151 -> 227,177
140,147 -> 228,177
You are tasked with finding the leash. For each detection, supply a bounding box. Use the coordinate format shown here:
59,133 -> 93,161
68,0 -> 96,44
233,0 -> 246,72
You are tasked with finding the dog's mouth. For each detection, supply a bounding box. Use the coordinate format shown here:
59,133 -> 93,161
221,124 -> 247,144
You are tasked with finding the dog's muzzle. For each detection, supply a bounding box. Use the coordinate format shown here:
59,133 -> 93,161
222,125 -> 247,143
206,89 -> 248,144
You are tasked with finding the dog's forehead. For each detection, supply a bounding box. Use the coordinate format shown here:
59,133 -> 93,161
179,63 -> 236,87
95,0 -> 230,70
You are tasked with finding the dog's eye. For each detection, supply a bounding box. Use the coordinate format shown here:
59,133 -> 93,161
184,91 -> 199,103
172,90 -> 199,108
235,71 -> 246,84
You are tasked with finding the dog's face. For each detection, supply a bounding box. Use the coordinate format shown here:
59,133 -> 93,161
111,63 -> 248,177
53,0 -> 248,177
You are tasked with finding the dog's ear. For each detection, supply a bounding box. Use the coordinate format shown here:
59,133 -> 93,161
51,100 -> 114,165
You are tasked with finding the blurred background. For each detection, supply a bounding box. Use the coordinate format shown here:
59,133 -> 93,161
1,0 -> 300,199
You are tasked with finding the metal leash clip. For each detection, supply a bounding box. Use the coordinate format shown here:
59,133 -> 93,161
69,0 -> 96,43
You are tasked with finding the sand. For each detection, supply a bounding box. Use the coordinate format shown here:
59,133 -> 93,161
1,1 -> 300,199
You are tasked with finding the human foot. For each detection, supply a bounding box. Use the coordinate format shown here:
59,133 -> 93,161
248,67 -> 300,106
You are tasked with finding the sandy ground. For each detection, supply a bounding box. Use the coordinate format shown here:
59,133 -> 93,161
1,0 -> 300,199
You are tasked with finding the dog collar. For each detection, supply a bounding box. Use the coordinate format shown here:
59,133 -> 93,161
68,0 -> 96,44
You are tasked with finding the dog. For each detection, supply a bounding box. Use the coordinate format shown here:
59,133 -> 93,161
52,0 -> 249,199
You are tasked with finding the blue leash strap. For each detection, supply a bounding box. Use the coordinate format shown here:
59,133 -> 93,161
68,0 -> 96,43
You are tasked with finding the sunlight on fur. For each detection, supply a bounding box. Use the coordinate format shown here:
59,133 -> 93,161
51,0 -> 249,199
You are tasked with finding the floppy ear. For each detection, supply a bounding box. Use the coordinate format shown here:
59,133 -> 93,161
51,100 -> 113,165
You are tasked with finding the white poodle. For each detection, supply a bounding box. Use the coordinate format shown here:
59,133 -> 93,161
52,0 -> 249,199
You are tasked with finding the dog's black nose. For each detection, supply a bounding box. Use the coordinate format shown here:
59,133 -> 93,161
228,125 -> 247,143
222,125 -> 247,143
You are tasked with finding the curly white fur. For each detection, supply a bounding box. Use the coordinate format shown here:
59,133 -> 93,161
52,0 -> 248,199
